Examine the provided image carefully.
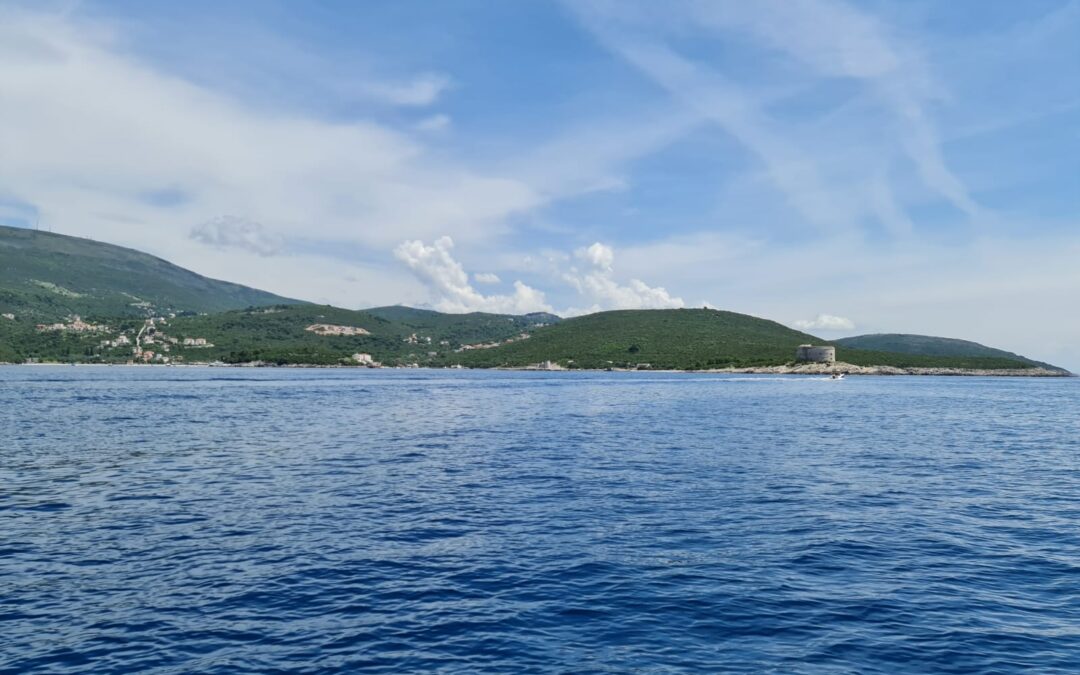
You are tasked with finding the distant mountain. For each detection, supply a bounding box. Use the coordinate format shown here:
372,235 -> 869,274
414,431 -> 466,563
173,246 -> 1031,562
833,333 -> 1064,372
0,225 -> 301,321
522,312 -> 562,324
363,305 -> 445,322
366,305 -> 560,340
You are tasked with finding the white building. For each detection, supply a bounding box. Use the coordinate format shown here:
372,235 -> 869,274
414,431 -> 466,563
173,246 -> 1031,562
352,353 -> 380,367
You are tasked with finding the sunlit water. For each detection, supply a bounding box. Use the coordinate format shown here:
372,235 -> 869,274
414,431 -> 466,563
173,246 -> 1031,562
3,367 -> 1079,673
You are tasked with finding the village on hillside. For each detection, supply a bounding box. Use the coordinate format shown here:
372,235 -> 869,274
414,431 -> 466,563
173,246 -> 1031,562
25,314 -> 215,365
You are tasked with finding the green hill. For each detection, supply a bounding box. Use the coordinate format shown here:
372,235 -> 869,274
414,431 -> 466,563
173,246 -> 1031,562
0,225 -> 301,321
451,308 -> 823,369
167,306 -> 820,370
159,304 -> 559,365
445,309 -> 1053,371
834,333 -> 1062,371
832,348 -> 1051,371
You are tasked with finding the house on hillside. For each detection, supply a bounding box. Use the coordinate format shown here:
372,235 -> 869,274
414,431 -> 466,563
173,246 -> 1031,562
352,353 -> 381,367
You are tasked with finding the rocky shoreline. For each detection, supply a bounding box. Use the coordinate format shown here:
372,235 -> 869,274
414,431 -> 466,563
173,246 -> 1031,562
696,361 -> 1071,377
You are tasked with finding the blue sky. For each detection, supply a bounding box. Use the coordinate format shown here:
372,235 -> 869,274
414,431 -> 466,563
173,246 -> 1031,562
2,0 -> 1079,368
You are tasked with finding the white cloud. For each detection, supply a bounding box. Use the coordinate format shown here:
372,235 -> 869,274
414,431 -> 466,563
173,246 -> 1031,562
0,5 -> 711,311
0,6 -> 559,311
579,242 -> 614,271
394,237 -> 552,314
0,8 -> 539,254
396,238 -> 683,316
190,215 -> 283,257
566,0 -> 986,232
563,242 -> 684,314
473,272 -> 501,285
727,0 -> 983,221
566,3 -> 857,231
359,73 -> 452,107
793,314 -> 856,331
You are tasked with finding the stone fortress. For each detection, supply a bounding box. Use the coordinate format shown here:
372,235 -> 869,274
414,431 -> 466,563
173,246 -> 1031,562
795,344 -> 836,364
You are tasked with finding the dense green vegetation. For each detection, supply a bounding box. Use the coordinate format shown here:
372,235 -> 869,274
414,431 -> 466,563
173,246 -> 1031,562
834,333 -> 1062,371
164,304 -> 557,365
450,310 -> 1054,371
835,348 -> 1042,371
0,332 -> 21,363
1,317 -> 113,363
0,225 -> 300,322
452,308 -> 822,369
0,313 -> 144,363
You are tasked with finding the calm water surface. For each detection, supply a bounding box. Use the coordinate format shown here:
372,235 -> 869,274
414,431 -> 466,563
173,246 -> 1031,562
2,367 -> 1079,673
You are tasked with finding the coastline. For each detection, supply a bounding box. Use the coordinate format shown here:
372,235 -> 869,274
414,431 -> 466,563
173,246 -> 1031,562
2,361 -> 1071,376
691,361 -> 1072,377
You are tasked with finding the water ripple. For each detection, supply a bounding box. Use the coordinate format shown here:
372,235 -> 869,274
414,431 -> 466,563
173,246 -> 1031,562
1,368 -> 1079,673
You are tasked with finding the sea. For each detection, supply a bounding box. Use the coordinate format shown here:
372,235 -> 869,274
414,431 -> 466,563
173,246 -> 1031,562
2,367 -> 1079,673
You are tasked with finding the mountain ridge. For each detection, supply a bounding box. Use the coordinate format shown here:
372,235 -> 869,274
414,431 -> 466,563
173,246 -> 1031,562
0,225 -> 302,320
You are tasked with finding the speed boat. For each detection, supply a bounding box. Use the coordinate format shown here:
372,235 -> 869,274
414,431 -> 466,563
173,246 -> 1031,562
830,373 -> 845,380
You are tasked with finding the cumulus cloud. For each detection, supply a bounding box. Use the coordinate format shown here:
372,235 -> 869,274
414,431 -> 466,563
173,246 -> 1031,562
394,237 -> 552,314
396,238 -> 683,316
190,215 -> 283,257
563,242 -> 684,313
793,313 -> 856,331
579,242 -> 615,271
473,272 -> 501,285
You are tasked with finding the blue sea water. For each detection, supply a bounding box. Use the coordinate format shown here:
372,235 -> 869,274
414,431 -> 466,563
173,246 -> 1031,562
2,367 -> 1079,674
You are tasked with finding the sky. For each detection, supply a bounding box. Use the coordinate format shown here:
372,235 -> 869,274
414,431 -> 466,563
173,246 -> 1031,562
2,0 -> 1079,369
